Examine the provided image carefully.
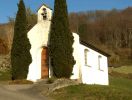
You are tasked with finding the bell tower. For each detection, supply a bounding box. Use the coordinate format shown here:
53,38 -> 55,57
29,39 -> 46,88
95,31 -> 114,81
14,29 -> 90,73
37,4 -> 52,22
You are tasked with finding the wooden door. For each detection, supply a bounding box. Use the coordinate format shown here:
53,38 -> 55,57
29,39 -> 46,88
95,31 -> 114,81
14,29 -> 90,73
41,47 -> 49,79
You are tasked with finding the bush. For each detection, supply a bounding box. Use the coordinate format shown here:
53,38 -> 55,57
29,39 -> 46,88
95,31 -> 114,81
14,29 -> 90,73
46,78 -> 56,84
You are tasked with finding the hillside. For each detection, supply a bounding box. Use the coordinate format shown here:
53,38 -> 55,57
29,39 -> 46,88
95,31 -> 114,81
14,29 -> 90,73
0,38 -> 8,54
0,23 -> 14,53
0,7 -> 132,67
68,8 -> 132,66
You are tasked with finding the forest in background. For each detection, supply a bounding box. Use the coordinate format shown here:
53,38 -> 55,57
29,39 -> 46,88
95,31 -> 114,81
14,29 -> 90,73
0,7 -> 132,67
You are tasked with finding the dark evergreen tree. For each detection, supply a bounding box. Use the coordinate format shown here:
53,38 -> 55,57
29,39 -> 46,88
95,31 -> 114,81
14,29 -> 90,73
78,23 -> 88,40
11,0 -> 31,79
49,0 -> 75,78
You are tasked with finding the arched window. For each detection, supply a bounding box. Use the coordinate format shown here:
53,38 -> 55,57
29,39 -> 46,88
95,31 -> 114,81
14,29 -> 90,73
98,55 -> 103,71
41,8 -> 47,20
84,49 -> 89,66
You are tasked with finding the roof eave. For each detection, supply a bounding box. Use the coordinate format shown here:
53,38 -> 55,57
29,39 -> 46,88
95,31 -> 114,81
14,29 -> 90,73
80,40 -> 111,57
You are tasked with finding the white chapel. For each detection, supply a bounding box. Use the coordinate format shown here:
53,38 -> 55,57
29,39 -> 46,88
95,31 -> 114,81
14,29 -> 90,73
27,4 -> 110,85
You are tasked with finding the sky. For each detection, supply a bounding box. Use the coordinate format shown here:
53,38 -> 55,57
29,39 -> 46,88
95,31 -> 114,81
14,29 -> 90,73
0,0 -> 132,23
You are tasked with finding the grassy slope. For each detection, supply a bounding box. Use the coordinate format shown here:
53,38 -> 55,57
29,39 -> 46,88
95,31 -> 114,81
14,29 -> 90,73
110,76 -> 132,92
50,76 -> 132,100
0,70 -> 11,81
50,66 -> 132,100
109,66 -> 132,74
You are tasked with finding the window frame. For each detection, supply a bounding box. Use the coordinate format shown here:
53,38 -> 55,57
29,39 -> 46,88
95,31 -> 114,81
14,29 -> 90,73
84,49 -> 91,67
98,55 -> 104,71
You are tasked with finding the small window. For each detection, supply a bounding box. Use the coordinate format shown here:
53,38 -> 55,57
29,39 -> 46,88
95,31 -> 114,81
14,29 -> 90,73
98,55 -> 103,71
43,8 -> 46,11
84,49 -> 89,66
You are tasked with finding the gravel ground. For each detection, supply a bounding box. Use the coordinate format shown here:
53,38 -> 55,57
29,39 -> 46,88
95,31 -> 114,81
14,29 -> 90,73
0,84 -> 52,100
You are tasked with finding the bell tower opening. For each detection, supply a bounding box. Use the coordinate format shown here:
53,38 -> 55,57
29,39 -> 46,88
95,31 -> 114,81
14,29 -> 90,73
41,8 -> 47,20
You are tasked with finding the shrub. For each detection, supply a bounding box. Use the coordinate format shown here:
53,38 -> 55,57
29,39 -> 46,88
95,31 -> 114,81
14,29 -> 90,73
11,0 -> 31,80
49,0 -> 75,78
46,78 -> 56,84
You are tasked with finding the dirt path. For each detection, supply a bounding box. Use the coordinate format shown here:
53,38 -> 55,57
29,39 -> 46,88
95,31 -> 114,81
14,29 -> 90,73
0,84 -> 51,100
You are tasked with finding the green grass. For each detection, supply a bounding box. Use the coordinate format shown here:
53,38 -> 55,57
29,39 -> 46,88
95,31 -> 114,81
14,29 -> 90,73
109,76 -> 132,92
0,70 -> 33,84
109,65 -> 132,74
49,76 -> 132,100
0,70 -> 11,81
50,65 -> 132,99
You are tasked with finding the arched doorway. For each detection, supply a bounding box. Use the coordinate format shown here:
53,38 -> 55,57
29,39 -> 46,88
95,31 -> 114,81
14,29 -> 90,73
41,46 -> 49,79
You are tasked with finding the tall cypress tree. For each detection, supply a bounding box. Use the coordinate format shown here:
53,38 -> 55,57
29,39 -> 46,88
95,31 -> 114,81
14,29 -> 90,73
11,0 -> 31,79
49,0 -> 75,78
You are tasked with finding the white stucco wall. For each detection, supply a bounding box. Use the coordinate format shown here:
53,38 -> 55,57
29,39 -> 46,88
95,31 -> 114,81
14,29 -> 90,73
70,33 -> 81,80
70,36 -> 109,85
80,45 -> 109,85
27,5 -> 52,82
27,21 -> 51,82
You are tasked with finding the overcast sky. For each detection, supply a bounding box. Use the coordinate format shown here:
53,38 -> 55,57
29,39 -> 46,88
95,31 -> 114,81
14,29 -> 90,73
0,0 -> 132,23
